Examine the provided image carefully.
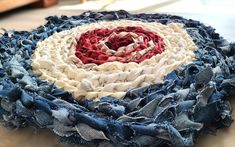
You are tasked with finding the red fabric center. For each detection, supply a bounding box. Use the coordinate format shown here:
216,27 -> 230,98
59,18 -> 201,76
105,34 -> 134,51
75,26 -> 165,65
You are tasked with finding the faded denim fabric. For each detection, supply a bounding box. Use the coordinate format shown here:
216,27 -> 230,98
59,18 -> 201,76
0,10 -> 234,147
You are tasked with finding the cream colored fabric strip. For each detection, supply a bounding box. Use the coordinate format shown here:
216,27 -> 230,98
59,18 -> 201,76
32,20 -> 196,100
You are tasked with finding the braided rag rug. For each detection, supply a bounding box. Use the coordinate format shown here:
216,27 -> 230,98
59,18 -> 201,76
0,11 -> 235,147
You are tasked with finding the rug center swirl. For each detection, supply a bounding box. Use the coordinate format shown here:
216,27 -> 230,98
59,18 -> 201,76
75,26 -> 165,65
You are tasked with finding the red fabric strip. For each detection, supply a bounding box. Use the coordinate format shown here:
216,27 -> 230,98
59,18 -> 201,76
75,26 -> 165,65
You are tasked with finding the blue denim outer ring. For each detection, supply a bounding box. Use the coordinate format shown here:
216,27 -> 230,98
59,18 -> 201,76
0,10 -> 235,147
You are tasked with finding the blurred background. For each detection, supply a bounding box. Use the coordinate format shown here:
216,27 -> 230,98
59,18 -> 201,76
0,0 -> 235,40
0,0 -> 235,147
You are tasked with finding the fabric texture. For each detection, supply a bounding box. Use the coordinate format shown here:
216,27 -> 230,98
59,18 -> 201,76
75,26 -> 165,64
0,10 -> 234,147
